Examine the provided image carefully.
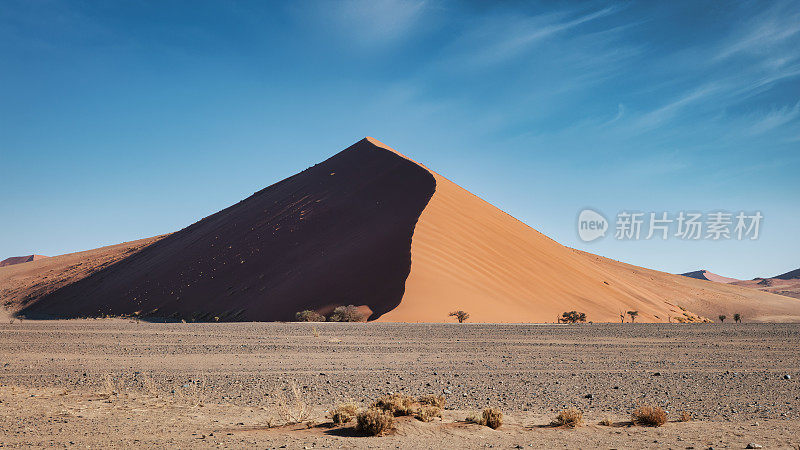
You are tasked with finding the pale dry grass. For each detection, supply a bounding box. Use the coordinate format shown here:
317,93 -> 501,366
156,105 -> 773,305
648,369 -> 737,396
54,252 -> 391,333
632,405 -> 668,427
551,408 -> 584,428
274,381 -> 312,424
356,408 -> 395,436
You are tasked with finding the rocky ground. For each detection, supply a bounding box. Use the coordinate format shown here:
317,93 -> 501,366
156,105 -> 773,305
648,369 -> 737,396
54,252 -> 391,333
1,321 -> 798,448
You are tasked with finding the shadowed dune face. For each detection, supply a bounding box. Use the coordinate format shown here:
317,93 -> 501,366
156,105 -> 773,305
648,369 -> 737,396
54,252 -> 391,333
0,239 -> 161,312
20,139 -> 435,321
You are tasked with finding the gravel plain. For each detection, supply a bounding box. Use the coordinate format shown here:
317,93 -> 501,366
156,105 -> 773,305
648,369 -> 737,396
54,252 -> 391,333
1,321 -> 799,448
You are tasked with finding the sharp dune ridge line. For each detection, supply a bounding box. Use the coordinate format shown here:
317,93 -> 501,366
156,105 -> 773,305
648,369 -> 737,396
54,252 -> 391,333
4,138 -> 800,322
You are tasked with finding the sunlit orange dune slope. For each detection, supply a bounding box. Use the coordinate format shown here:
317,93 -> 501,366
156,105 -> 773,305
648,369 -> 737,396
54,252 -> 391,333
9,138 -> 800,323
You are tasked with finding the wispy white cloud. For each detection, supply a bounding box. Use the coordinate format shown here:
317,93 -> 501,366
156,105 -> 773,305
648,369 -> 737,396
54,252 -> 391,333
716,3 -> 800,61
294,0 -> 428,48
453,5 -> 621,68
629,83 -> 725,131
746,101 -> 800,135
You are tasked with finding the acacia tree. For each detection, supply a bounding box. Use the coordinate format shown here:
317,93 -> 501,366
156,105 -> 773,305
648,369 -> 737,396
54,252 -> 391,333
627,310 -> 639,323
449,310 -> 470,323
559,311 -> 587,324
733,313 -> 741,323
718,314 -> 727,323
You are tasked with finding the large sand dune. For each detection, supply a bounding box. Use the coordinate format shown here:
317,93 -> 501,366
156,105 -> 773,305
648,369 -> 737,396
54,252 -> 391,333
7,138 -> 800,322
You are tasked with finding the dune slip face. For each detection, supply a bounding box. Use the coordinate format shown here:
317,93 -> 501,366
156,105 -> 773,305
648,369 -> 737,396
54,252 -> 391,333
20,138 -> 435,321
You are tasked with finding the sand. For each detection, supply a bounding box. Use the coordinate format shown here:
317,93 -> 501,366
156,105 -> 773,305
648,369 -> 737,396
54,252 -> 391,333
1,321 -> 798,448
5,138 -> 800,323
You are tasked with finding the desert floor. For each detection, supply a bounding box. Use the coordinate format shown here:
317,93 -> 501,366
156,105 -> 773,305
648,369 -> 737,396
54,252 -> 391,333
0,321 -> 798,448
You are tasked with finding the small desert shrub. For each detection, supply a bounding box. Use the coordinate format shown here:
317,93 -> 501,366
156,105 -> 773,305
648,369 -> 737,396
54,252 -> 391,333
551,408 -> 583,428
373,393 -> 417,416
356,408 -> 395,436
274,381 -> 312,424
418,394 -> 446,409
733,313 -> 742,323
415,405 -> 442,422
329,402 -> 358,425
295,310 -> 325,322
449,310 -> 470,323
678,411 -> 692,422
631,405 -> 668,427
328,305 -> 366,322
467,408 -> 503,429
599,417 -> 613,426
718,314 -> 726,323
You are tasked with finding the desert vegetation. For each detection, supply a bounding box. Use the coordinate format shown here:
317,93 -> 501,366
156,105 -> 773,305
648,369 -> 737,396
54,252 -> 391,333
627,310 -> 639,322
295,310 -> 325,322
449,310 -> 470,323
559,311 -> 587,323
327,305 -> 366,322
734,313 -> 742,323
329,402 -> 358,424
550,408 -> 584,428
719,314 -> 727,323
467,408 -> 503,429
355,408 -> 395,436
631,404 -> 668,427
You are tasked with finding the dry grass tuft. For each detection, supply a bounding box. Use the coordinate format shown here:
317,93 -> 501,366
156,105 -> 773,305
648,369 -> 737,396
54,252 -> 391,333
632,405 -> 668,427
356,408 -> 395,436
678,411 -> 692,422
599,417 -> 613,426
467,408 -> 503,429
373,393 -> 418,416
274,381 -> 312,424
329,402 -> 359,425
551,408 -> 584,428
418,394 -> 446,409
414,405 -> 442,422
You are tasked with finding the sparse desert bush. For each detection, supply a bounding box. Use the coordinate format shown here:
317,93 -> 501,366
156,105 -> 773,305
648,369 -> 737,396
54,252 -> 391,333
414,405 -> 442,422
449,310 -> 470,323
274,381 -> 312,424
467,408 -> 503,429
631,405 -> 667,427
356,408 -> 395,436
627,310 -> 639,322
718,314 -> 726,323
328,305 -> 366,322
373,393 -> 417,416
551,408 -> 584,428
295,310 -> 325,322
329,402 -> 358,424
559,311 -> 587,323
418,394 -> 446,409
599,417 -> 613,426
734,313 -> 742,323
678,411 -> 692,422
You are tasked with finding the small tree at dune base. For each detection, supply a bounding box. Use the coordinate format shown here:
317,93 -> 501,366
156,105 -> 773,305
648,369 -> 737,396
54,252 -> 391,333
718,314 -> 726,323
627,310 -> 639,322
559,311 -> 587,324
733,313 -> 742,323
449,310 -> 470,323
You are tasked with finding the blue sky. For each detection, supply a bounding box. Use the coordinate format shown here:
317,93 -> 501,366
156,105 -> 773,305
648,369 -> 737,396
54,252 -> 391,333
1,0 -> 798,279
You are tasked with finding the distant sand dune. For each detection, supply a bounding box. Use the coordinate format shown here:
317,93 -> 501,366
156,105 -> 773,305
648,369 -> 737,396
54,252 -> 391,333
6,138 -> 800,322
